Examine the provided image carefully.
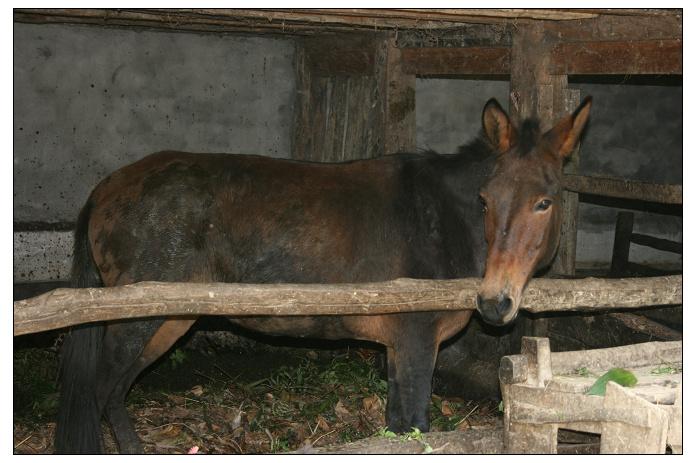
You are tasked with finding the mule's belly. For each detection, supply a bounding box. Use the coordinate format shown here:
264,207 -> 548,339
228,310 -> 474,347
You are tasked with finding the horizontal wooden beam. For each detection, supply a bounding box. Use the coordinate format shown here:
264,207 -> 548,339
543,13 -> 682,43
401,46 -> 510,75
300,34 -> 379,76
631,233 -> 682,254
14,275 -> 682,336
563,174 -> 682,204
551,39 -> 682,75
15,9 -> 680,42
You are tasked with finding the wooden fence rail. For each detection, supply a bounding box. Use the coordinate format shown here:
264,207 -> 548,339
13,275 -> 681,336
563,174 -> 682,205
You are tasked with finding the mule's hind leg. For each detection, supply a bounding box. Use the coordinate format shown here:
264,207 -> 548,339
97,318 -> 197,453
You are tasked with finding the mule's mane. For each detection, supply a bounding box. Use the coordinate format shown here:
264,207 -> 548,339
517,118 -> 541,158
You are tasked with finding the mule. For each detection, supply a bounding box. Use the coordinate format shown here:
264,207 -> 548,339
55,96 -> 591,453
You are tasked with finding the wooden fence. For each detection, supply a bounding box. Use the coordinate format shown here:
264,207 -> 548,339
13,275 -> 682,336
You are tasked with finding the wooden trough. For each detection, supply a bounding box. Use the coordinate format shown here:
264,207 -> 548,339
500,337 -> 682,454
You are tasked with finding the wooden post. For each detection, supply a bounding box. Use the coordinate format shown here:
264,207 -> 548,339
553,89 -> 582,278
611,211 -> 635,276
292,33 -> 386,162
384,35 -> 416,154
291,32 -> 414,161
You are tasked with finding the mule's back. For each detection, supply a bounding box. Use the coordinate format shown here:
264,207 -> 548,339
86,150 -> 460,287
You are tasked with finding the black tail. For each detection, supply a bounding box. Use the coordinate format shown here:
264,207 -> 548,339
54,200 -> 105,454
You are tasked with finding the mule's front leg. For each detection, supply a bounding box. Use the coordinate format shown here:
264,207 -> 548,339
384,339 -> 438,433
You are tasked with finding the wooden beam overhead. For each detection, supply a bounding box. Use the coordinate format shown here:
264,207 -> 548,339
15,8 -> 681,40
401,46 -> 510,75
551,39 -> 682,75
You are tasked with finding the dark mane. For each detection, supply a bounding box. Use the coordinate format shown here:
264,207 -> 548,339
518,118 -> 541,157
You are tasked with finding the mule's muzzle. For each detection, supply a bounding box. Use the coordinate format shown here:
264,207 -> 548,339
476,293 -> 517,326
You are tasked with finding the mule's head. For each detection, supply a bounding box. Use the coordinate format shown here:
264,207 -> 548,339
476,97 -> 592,326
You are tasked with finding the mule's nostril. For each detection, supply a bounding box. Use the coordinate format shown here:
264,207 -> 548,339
496,296 -> 512,317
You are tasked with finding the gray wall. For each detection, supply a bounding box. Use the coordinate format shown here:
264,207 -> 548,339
416,77 -> 682,269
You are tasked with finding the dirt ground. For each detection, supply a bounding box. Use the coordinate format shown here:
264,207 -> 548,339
13,336 -> 502,455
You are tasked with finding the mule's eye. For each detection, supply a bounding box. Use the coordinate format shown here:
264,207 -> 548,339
535,199 -> 552,211
479,195 -> 488,213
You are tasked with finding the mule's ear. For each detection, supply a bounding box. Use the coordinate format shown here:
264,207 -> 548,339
544,96 -> 592,160
482,98 -> 516,153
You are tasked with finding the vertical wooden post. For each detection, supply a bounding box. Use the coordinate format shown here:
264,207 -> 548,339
611,211 -> 635,276
292,33 -> 386,162
292,32 -> 415,162
384,35 -> 416,154
553,89 -> 582,277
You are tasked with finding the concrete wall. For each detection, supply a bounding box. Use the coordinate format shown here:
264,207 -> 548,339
416,77 -> 682,269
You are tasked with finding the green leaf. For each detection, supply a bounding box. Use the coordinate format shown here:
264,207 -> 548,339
586,368 -> 638,396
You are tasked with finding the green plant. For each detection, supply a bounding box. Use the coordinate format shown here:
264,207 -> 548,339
168,349 -> 188,369
374,427 -> 397,438
400,427 -> 433,453
650,363 -> 681,375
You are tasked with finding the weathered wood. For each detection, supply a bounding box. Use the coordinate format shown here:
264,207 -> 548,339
301,33 -> 377,76
13,275 -> 682,336
400,47 -> 510,75
611,211 -> 635,276
14,9 -> 680,41
607,312 -> 682,341
395,24 -> 511,48
384,35 -> 416,153
291,36 -> 385,162
551,40 -> 682,75
502,338 -> 680,454
600,382 -> 669,453
552,89 -> 582,277
11,8 -> 565,34
542,12 -> 682,43
509,23 -> 549,124
630,233 -> 682,254
549,340 -> 682,376
563,174 -> 682,204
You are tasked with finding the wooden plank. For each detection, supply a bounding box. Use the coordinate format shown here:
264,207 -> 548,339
291,36 -> 385,162
15,9 -> 680,41
302,33 -> 376,76
630,233 -> 682,254
384,36 -> 416,153
401,47 -> 510,75
13,275 -> 682,336
611,211 -> 635,277
608,312 -> 682,340
563,174 -> 682,204
551,40 -> 682,75
543,13 -> 682,42
552,89 -> 582,277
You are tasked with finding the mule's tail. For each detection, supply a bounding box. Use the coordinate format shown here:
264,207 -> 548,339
54,200 -> 105,454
